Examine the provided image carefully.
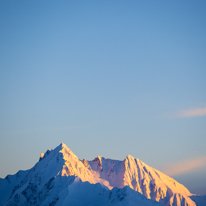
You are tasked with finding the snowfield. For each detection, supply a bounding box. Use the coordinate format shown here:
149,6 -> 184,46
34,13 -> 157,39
0,143 -> 200,206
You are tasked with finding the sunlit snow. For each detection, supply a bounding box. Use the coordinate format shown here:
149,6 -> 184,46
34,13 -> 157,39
0,143 -> 200,206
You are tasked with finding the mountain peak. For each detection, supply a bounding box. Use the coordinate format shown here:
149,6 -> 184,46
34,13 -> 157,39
6,143 -> 197,206
125,154 -> 134,159
59,142 -> 68,149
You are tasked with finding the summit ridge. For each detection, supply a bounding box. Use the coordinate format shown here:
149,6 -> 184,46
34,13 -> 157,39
0,143 -> 199,206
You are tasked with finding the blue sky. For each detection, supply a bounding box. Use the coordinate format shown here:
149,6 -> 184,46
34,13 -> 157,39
0,0 -> 206,195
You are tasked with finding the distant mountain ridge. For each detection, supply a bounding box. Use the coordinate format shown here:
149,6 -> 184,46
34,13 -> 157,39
0,143 -> 199,206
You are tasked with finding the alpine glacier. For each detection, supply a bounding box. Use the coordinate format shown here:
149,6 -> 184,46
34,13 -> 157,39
0,143 -> 200,206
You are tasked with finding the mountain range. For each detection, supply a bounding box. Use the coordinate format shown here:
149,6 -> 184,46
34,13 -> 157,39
0,143 -> 204,206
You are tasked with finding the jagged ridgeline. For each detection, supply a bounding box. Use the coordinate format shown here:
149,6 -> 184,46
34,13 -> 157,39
0,143 -> 198,206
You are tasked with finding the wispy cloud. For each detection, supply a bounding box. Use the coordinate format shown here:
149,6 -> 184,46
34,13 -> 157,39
177,107 -> 206,118
162,156 -> 206,176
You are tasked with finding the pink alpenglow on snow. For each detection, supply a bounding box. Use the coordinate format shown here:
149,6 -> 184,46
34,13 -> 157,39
0,143 -> 201,206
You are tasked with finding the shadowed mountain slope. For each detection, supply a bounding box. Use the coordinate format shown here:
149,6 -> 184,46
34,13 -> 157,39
0,143 -> 197,206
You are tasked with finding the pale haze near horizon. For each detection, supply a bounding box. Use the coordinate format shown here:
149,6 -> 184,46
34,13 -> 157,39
0,1 -> 206,195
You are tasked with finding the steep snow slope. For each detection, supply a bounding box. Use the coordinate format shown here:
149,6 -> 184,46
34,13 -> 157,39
0,169 -> 29,205
0,143 -> 197,206
88,154 -> 196,206
61,179 -> 165,206
0,143 -> 109,205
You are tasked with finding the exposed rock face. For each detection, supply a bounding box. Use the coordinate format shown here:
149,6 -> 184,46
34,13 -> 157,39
0,143 -> 197,206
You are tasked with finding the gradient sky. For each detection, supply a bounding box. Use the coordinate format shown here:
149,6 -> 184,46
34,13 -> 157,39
0,0 -> 206,195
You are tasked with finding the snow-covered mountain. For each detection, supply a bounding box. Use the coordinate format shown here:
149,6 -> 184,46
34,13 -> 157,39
0,143 -> 199,206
